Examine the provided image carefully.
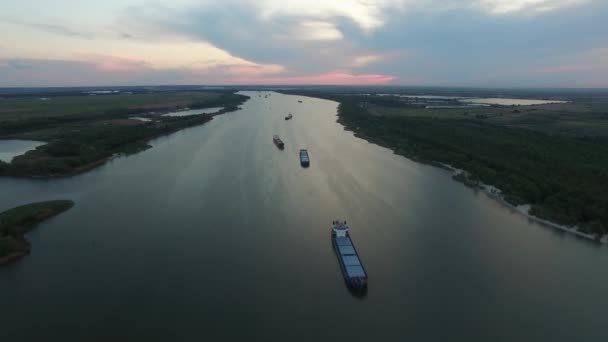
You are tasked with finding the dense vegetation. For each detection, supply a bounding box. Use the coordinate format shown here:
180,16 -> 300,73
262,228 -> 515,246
283,91 -> 608,237
0,92 -> 248,177
0,200 -> 74,260
0,91 -> 231,121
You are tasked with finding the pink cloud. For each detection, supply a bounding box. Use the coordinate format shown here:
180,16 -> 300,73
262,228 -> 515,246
540,64 -> 593,74
351,51 -> 405,68
200,62 -> 285,77
1,57 -> 402,86
92,55 -> 148,72
222,72 -> 398,85
538,48 -> 608,75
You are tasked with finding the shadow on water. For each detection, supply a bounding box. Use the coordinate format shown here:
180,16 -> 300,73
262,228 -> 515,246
348,286 -> 368,299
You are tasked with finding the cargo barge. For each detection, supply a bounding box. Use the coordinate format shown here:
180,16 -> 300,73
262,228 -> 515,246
299,149 -> 310,167
285,113 -> 293,120
273,135 -> 284,149
331,220 -> 368,291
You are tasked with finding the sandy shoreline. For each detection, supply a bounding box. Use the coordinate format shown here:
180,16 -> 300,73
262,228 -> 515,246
443,165 -> 607,244
334,111 -> 607,244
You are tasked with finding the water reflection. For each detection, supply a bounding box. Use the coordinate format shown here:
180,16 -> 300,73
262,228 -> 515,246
0,92 -> 606,341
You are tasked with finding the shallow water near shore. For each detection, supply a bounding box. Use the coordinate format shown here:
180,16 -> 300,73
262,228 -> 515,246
0,139 -> 45,162
162,107 -> 224,117
1,91 -> 607,341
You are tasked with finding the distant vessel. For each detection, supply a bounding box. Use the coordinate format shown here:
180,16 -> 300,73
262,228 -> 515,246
299,149 -> 310,167
273,135 -> 284,149
332,221 -> 368,291
285,113 -> 293,120
298,100 -> 303,103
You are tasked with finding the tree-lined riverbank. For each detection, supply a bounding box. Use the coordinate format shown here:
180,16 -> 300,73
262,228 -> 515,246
0,91 -> 249,178
280,90 -> 608,239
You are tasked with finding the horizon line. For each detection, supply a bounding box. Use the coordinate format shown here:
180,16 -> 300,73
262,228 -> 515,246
1,84 -> 608,91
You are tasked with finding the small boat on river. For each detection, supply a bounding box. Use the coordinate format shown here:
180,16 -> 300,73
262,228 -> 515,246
273,135 -> 284,149
299,149 -> 309,167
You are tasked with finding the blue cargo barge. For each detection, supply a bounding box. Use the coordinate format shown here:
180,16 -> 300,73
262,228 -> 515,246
300,149 -> 310,167
331,220 -> 368,291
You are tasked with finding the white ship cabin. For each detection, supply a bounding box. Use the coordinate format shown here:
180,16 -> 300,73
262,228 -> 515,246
332,220 -> 349,237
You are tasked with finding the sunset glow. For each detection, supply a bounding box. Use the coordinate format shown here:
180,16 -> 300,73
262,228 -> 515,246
0,0 -> 606,86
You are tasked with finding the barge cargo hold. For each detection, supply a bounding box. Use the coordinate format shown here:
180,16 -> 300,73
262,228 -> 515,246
273,135 -> 285,149
299,149 -> 310,167
331,221 -> 368,291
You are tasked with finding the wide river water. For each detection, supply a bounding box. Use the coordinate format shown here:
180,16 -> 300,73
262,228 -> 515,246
1,92 -> 607,341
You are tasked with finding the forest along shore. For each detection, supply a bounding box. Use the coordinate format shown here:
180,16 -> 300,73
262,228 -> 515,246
447,165 -> 608,244
0,200 -> 74,266
0,91 -> 249,178
279,90 -> 608,241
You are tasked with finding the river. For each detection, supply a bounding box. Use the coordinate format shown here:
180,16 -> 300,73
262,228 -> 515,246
1,91 -> 607,341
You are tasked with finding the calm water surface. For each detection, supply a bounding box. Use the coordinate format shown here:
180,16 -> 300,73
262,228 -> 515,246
0,139 -> 45,162
163,107 -> 225,117
1,92 -> 606,341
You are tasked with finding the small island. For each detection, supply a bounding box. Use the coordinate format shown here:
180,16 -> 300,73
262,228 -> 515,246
0,200 -> 74,266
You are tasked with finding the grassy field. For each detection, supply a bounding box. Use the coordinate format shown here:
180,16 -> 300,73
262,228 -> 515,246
0,200 -> 74,261
0,92 -> 223,121
368,105 -> 504,119
368,102 -> 608,138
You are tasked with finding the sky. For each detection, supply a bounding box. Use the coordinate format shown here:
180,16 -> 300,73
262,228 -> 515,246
0,0 -> 607,87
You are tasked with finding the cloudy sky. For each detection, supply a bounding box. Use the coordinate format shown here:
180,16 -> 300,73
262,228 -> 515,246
0,0 -> 606,87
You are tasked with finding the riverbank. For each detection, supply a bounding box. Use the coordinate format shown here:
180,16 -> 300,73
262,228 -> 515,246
446,165 -> 608,244
338,107 -> 607,242
0,200 -> 74,266
335,103 -> 608,241
277,90 -> 608,239
0,92 -> 248,178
